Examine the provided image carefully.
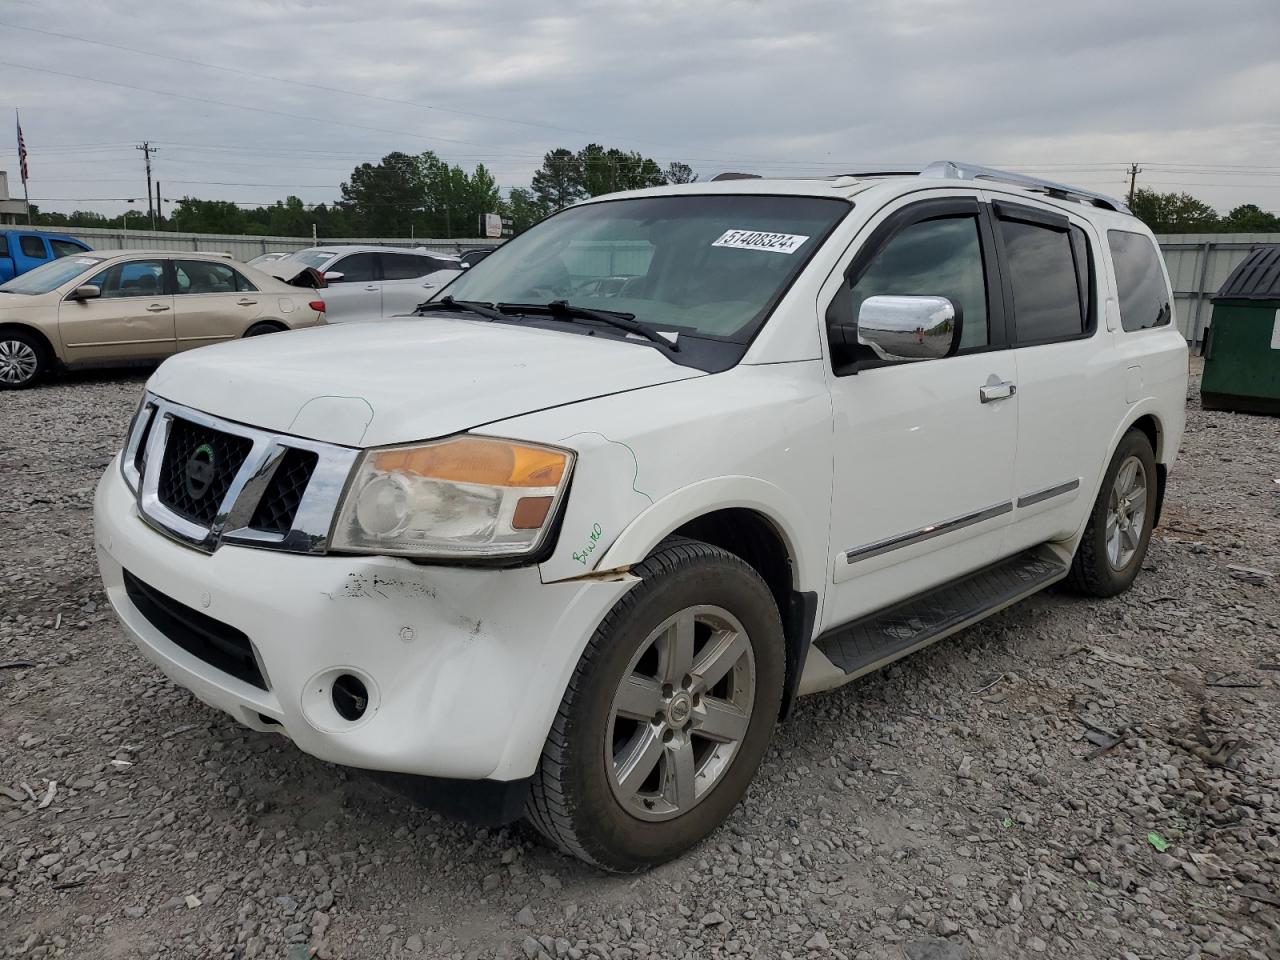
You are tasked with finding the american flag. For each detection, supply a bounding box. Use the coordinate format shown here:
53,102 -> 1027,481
16,112 -> 29,186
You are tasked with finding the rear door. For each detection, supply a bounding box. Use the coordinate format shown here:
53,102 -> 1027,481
172,259 -> 264,351
58,258 -> 175,362
985,195 -> 1107,551
321,252 -> 381,322
379,252 -> 461,316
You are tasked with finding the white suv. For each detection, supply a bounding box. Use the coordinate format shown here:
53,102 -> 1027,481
268,245 -> 462,322
94,162 -> 1187,871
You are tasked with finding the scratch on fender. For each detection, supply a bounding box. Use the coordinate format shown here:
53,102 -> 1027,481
559,432 -> 653,504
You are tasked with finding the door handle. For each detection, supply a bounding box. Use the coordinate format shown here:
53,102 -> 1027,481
363,285 -> 379,292
145,304 -> 170,313
979,380 -> 1016,403
236,298 -> 257,306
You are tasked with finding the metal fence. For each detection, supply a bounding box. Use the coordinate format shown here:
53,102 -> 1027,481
18,225 -> 502,261
1155,233 -> 1280,344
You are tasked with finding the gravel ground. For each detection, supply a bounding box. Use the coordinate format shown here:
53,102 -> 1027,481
2,359 -> 1278,960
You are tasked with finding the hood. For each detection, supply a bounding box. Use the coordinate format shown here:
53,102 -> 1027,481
147,316 -> 703,447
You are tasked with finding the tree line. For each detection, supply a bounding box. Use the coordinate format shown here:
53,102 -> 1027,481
31,144 -> 699,239
28,151 -> 1278,239
1128,189 -> 1279,234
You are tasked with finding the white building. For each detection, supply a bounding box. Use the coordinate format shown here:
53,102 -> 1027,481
0,171 -> 30,224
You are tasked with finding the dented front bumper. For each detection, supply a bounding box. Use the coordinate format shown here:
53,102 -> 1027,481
94,457 -> 630,781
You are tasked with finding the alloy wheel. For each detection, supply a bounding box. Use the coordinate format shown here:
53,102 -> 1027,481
1106,455 -> 1148,570
605,605 -> 756,822
0,339 -> 38,385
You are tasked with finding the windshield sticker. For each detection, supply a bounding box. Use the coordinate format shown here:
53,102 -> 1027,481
712,229 -> 810,254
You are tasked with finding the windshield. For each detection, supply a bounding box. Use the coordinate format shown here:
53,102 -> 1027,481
277,249 -> 337,271
0,254 -> 106,295
439,194 -> 849,339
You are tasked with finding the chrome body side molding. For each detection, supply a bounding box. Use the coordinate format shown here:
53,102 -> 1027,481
844,500 -> 1014,564
1016,478 -> 1081,509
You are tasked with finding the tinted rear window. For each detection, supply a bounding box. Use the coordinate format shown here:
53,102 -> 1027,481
381,253 -> 433,280
1108,230 -> 1171,331
19,235 -> 46,259
1000,220 -> 1086,342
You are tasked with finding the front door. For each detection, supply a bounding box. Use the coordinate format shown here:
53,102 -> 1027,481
58,258 -> 175,363
172,259 -> 263,351
821,195 -> 1019,630
321,252 -> 382,322
379,252 -> 460,317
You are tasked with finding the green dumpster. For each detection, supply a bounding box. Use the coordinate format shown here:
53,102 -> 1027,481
1201,245 -> 1280,416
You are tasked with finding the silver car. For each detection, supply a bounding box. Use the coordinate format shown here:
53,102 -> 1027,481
267,246 -> 462,323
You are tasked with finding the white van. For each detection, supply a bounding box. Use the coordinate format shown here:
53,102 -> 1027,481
95,162 -> 1187,871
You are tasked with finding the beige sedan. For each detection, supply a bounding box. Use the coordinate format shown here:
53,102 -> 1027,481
0,250 -> 327,389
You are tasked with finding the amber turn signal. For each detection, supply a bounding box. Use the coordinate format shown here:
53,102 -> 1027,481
372,437 -> 567,488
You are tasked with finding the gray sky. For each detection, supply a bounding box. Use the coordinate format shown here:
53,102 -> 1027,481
1,0 -> 1277,219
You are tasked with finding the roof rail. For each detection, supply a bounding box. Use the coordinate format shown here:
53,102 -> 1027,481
920,160 -> 1130,213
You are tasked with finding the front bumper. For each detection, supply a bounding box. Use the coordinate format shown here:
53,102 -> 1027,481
94,458 -> 631,781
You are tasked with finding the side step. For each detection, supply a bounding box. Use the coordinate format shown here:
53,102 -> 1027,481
815,548 -> 1069,677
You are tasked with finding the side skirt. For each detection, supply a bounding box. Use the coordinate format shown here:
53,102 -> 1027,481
814,548 -> 1069,681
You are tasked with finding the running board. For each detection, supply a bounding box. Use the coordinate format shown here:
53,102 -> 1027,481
815,549 -> 1069,677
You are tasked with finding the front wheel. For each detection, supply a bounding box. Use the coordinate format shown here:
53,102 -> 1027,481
0,329 -> 48,390
1068,429 -> 1157,597
526,538 -> 784,871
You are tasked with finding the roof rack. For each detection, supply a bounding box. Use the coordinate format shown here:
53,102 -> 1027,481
920,160 -> 1130,213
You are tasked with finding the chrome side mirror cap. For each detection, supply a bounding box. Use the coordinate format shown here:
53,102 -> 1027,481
855,295 -> 961,362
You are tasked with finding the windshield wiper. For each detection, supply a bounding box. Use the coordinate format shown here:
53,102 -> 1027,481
497,300 -> 679,353
414,296 -> 506,322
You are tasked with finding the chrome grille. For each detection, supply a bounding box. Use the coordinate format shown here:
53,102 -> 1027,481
126,393 -> 360,555
249,448 -> 318,534
157,418 -> 253,526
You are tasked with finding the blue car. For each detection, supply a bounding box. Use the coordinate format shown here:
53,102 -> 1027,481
0,230 -> 92,284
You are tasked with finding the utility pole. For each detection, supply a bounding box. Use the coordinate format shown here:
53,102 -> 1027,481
1126,163 -> 1142,206
136,142 -> 157,230
155,181 -> 162,226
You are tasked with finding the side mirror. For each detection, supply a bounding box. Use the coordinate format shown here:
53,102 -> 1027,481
322,271 -> 344,283
852,295 -> 961,362
459,262 -> 471,269
71,284 -> 102,301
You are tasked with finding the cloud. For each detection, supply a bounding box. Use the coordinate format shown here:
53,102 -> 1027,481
0,0 -> 1277,218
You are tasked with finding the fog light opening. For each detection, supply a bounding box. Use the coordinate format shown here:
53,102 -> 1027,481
332,673 -> 369,722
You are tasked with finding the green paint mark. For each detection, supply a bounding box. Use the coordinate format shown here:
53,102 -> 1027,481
1147,832 -> 1169,852
572,523 -> 604,566
1000,817 -> 1013,829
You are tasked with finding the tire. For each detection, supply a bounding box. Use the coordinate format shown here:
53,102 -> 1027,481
243,322 -> 285,337
0,328 -> 49,390
1068,429 -> 1157,597
526,537 -> 785,871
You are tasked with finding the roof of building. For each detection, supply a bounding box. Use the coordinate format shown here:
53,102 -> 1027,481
1214,245 -> 1280,303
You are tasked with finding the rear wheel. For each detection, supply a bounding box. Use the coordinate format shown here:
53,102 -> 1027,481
526,538 -> 784,871
1068,430 -> 1157,597
0,329 -> 48,390
243,321 -> 285,337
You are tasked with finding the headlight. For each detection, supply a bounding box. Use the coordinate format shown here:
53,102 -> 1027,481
331,435 -> 574,560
